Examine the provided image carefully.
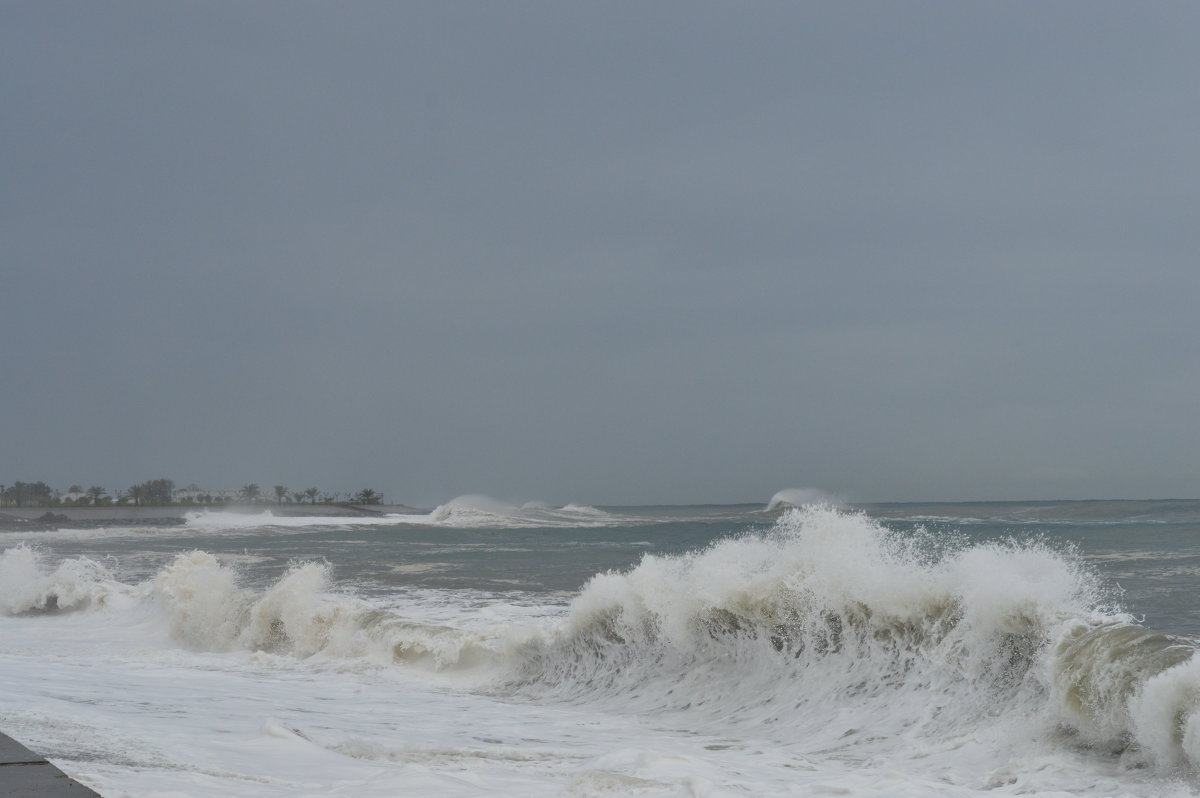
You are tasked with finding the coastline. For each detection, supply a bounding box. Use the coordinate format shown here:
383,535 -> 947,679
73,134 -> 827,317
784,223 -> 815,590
0,503 -> 426,531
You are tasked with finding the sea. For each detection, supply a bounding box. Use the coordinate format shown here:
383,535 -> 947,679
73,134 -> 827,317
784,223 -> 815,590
3,494 -> 1200,797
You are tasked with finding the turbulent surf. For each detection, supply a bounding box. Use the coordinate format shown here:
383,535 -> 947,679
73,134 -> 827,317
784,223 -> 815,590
2,500 -> 1200,796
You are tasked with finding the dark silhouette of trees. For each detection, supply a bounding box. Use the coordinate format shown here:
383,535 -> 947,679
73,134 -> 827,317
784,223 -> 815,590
354,489 -> 382,505
127,484 -> 147,506
0,478 -> 392,508
123,479 -> 173,505
2,481 -> 54,507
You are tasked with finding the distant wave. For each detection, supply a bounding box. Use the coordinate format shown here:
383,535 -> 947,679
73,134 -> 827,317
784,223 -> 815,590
765,487 -> 836,511
182,510 -> 409,531
178,498 -> 625,531
417,495 -> 623,529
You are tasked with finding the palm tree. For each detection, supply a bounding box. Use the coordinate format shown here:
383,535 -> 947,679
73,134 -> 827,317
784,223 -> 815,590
291,491 -> 305,504
273,485 -> 287,504
240,483 -> 261,503
355,488 -> 382,505
304,487 -> 320,505
86,486 -> 106,506
127,484 -> 147,506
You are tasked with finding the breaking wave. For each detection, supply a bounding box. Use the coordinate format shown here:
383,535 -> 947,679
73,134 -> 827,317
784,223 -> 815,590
181,498 -> 622,530
765,487 -> 836,511
9,506 -> 1200,775
508,506 -> 1200,773
0,546 -> 493,670
149,551 -> 494,669
421,495 -> 621,528
0,545 -> 122,614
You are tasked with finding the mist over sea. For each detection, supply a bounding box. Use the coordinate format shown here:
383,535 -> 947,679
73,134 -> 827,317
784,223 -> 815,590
3,497 -> 1200,797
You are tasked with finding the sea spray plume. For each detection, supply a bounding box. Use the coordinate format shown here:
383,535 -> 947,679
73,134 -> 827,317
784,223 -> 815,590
560,503 -> 606,516
0,545 -> 116,614
506,506 -> 1038,711
152,551 -> 247,649
150,551 -> 491,667
765,487 -> 837,511
238,560 -> 354,656
430,495 -> 515,523
505,506 -> 1200,774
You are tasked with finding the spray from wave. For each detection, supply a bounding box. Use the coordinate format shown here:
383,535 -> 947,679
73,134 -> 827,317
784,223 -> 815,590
9,506 -> 1200,775
148,551 -> 494,668
0,546 -> 492,669
423,495 -> 619,528
508,505 -> 1200,772
765,487 -> 837,511
0,545 -> 121,614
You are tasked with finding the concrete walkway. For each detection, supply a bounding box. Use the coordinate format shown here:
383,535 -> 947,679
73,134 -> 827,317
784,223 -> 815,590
0,733 -> 99,796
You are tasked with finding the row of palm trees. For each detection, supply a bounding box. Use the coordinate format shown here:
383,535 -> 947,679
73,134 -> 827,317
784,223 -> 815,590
243,485 -> 382,505
242,484 -> 323,504
6,482 -> 383,507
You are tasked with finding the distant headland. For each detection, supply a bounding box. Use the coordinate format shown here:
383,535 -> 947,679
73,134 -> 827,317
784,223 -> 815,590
0,478 -> 388,509
0,478 -> 423,532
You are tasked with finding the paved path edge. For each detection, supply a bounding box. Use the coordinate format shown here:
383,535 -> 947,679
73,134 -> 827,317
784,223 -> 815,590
0,732 -> 101,796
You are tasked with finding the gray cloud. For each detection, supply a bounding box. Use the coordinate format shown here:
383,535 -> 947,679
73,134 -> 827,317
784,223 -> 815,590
4,2 -> 1199,504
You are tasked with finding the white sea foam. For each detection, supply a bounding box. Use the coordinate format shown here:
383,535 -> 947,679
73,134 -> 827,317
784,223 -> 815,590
0,545 -> 125,614
183,510 -> 410,531
149,550 -> 496,670
511,506 -> 1200,780
3,508 -> 1200,797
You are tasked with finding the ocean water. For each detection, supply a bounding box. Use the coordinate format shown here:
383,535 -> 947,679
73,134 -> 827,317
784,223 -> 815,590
3,497 -> 1200,797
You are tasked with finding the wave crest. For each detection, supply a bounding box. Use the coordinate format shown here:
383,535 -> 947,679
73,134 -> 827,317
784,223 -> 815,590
507,506 -> 1200,772
151,551 -> 492,668
426,495 -> 617,528
765,488 -> 835,511
0,545 -> 118,614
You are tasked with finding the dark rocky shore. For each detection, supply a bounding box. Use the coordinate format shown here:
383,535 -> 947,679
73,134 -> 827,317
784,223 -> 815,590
0,504 -> 426,532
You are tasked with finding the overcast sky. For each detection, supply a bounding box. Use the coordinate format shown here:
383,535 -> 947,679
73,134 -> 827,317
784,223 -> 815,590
4,2 -> 1199,506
